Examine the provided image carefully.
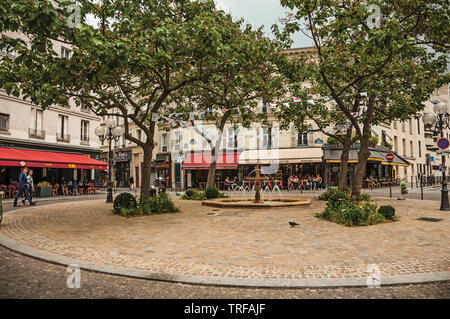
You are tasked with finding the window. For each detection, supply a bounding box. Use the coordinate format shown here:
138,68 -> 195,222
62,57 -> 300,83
394,136 -> 398,152
81,120 -> 89,142
0,113 -> 9,132
261,102 -> 268,113
33,109 -> 43,130
418,141 -> 422,158
227,128 -> 237,149
1,36 -> 14,57
61,47 -> 71,58
121,134 -> 125,147
402,138 -> 406,156
173,131 -> 181,151
409,119 -> 413,134
57,115 -> 69,141
297,132 -> 308,146
161,133 -> 168,152
137,129 -> 142,142
402,121 -> 405,132
417,118 -> 421,135
261,127 -> 272,148
410,141 -> 413,157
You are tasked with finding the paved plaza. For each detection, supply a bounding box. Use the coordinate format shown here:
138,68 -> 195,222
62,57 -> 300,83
0,195 -> 448,288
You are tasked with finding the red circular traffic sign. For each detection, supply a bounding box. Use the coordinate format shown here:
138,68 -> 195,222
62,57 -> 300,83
386,153 -> 394,162
437,138 -> 450,150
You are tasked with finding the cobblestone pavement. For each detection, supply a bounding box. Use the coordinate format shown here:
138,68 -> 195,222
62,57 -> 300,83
0,195 -> 448,284
0,246 -> 448,298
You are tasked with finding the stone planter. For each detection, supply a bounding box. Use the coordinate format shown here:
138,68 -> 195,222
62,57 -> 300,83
39,187 -> 52,198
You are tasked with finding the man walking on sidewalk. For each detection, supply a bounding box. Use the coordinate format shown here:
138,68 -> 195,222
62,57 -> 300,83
13,167 -> 36,207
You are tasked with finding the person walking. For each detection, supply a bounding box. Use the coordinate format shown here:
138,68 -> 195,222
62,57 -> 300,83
14,167 -> 36,207
22,169 -> 35,205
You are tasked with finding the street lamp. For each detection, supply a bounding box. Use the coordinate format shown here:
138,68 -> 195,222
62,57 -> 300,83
95,121 -> 123,203
422,100 -> 450,211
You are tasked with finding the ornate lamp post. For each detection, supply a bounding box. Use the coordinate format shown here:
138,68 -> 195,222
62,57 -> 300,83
95,119 -> 123,203
422,100 -> 450,211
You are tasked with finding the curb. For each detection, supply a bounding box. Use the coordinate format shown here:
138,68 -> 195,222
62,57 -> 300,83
0,202 -> 449,288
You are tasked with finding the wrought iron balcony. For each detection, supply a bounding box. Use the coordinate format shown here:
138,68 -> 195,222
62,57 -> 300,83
56,133 -> 71,142
28,128 -> 45,139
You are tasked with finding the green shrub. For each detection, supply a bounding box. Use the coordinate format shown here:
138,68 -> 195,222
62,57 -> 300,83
318,187 -> 338,201
182,189 -> 206,200
113,192 -> 137,213
318,191 -> 388,226
185,189 -> 195,197
140,193 -> 179,214
205,186 -> 221,199
378,205 -> 396,220
359,193 -> 371,202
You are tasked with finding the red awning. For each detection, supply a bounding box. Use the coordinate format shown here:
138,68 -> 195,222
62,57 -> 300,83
0,147 -> 107,170
182,152 -> 239,170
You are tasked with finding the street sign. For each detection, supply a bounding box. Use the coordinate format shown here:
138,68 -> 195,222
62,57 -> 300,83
386,153 -> 394,162
437,138 -> 450,150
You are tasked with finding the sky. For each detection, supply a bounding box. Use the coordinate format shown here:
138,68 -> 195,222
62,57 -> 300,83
215,0 -> 313,49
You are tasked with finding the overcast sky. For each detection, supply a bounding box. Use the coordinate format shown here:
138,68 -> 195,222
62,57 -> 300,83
215,0 -> 313,48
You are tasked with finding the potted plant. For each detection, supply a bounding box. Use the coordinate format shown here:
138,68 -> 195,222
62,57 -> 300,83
398,179 -> 408,200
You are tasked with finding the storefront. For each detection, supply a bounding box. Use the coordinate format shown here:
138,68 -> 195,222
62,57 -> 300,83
182,151 -> 239,189
0,147 -> 107,189
323,147 -> 409,186
114,150 -> 132,188
155,153 -> 172,188
238,148 -> 323,188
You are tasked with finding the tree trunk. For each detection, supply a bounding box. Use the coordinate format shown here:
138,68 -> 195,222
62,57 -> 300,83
206,111 -> 231,188
140,144 -> 154,199
338,127 -> 353,191
351,95 -> 376,199
352,138 -> 370,199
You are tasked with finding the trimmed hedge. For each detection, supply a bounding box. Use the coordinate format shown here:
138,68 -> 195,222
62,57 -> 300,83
113,192 -> 137,213
378,205 -> 396,220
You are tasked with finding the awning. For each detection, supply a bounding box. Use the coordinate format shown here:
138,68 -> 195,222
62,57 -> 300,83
324,148 -> 409,167
182,152 -> 239,170
238,148 -> 323,165
0,147 -> 108,170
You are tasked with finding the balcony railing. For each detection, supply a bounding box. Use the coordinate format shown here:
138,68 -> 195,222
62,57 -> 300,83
28,128 -> 45,139
56,133 -> 71,142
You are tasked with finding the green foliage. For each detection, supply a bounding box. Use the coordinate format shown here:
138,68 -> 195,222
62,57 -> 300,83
318,187 -> 338,200
327,136 -> 338,145
318,190 -> 387,227
400,179 -> 408,195
140,193 -> 179,215
378,205 -> 396,220
369,136 -> 379,146
359,193 -> 371,202
182,189 -> 207,200
205,186 -> 221,199
274,0 -> 449,198
113,193 -> 137,213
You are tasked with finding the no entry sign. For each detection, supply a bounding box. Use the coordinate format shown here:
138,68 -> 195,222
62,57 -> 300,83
437,138 -> 450,150
386,153 -> 394,162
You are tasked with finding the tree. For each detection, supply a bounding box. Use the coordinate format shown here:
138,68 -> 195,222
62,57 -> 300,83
170,19 -> 286,188
276,0 -> 449,198
0,0 -> 235,198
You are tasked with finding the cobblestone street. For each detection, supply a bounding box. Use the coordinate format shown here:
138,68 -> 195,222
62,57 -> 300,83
1,246 -> 448,299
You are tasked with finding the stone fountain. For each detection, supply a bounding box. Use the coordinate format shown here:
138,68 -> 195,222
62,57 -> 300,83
201,165 -> 311,208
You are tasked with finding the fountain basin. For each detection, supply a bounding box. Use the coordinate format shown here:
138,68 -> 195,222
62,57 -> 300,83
201,197 -> 311,208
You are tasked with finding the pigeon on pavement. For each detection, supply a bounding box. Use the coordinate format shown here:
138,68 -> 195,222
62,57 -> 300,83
289,222 -> 300,227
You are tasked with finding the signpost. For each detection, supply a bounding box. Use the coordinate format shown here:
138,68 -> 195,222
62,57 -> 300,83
437,137 -> 450,150
386,153 -> 394,198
